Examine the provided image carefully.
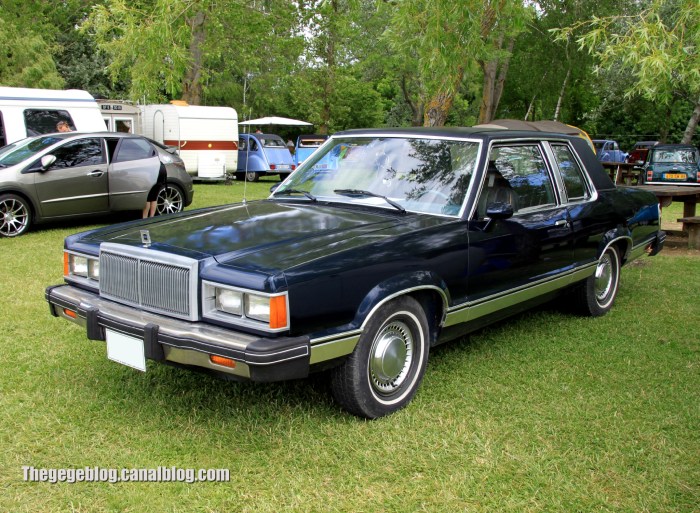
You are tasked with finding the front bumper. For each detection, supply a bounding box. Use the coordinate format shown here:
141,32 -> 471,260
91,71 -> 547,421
45,284 -> 310,382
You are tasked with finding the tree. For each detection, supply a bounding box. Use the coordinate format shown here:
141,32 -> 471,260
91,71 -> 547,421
383,0 -> 529,127
556,0 -> 700,143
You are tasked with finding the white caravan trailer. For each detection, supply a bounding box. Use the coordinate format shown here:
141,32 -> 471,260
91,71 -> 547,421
139,102 -> 238,180
0,87 -> 106,147
97,100 -> 141,133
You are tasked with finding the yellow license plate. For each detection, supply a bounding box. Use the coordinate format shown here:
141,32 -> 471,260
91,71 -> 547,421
664,173 -> 686,180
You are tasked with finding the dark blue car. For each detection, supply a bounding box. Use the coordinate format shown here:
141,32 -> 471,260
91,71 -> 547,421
47,127 -> 665,418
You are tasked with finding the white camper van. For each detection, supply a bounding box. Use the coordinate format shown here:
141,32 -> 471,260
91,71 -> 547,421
139,102 -> 238,180
0,87 -> 106,147
97,100 -> 141,133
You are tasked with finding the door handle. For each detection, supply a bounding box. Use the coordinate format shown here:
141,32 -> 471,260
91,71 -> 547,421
554,219 -> 570,227
87,170 -> 104,177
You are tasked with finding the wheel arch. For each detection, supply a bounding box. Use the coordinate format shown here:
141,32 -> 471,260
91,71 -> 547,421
599,230 -> 632,265
355,272 -> 450,345
0,188 -> 40,223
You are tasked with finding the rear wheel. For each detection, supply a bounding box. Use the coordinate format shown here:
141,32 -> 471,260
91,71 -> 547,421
330,296 -> 430,418
156,183 -> 184,215
0,193 -> 32,237
572,245 -> 621,316
245,171 -> 259,182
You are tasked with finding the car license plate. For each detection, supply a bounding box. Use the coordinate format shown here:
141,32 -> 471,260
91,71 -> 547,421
106,329 -> 146,371
664,173 -> 686,180
277,164 -> 290,170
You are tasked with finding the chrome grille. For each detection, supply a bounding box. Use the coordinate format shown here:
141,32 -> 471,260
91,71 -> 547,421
99,244 -> 198,320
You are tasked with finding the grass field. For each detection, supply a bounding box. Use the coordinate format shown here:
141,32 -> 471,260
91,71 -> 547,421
0,182 -> 698,512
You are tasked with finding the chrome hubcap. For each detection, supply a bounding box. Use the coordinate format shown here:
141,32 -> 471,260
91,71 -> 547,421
594,253 -> 613,302
369,320 -> 413,394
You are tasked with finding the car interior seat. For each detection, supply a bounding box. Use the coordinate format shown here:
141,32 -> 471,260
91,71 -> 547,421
477,162 -> 518,219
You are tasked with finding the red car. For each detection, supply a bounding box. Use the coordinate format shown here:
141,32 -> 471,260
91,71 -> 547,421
627,141 -> 659,165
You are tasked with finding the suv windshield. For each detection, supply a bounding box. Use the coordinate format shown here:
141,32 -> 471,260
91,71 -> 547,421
273,136 -> 479,216
0,135 -> 64,167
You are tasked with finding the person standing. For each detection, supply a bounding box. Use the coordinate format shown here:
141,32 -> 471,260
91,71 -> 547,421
143,162 -> 167,218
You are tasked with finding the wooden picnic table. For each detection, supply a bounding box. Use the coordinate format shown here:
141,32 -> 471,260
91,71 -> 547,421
601,161 -> 640,185
631,185 -> 700,249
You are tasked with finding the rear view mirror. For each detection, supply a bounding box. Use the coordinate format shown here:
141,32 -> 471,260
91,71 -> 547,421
40,155 -> 56,170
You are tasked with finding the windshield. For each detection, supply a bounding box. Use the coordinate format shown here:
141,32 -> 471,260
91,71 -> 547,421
273,136 -> 479,216
0,135 -> 63,167
651,148 -> 698,164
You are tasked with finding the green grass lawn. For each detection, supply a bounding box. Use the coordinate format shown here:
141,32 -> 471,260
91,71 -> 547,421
0,185 -> 698,512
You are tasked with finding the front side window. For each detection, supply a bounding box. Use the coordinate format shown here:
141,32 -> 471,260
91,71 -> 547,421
551,144 -> 589,201
238,138 -> 247,151
24,109 -> 75,136
483,145 -> 556,214
275,136 -> 479,217
50,138 -> 105,169
114,138 -> 154,162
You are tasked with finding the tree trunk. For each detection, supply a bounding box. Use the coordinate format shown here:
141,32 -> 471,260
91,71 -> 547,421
424,90 -> 455,127
181,11 -> 206,105
401,76 -> 423,127
553,67 -> 570,121
681,97 -> 700,144
478,59 -> 498,124
524,94 -> 536,121
492,37 -> 515,118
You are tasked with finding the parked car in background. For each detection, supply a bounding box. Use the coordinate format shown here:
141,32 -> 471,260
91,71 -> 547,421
627,141 -> 659,165
593,139 -> 627,163
0,132 -> 193,237
236,133 -> 295,182
46,126 -> 665,418
294,134 -> 329,169
640,144 -> 700,185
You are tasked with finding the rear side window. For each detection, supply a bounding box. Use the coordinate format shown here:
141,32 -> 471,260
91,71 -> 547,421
551,144 -> 589,201
50,138 -> 105,169
114,138 -> 155,162
24,109 -> 75,136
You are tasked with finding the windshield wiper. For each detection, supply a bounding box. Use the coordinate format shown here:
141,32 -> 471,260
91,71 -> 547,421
333,189 -> 406,213
273,188 -> 317,202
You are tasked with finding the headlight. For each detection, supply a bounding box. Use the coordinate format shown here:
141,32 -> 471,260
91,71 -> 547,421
203,282 -> 288,331
64,251 -> 100,283
216,288 -> 243,315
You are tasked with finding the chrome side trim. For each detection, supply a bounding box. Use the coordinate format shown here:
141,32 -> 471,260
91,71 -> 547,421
42,193 -> 110,204
309,334 -> 361,364
444,264 -> 596,327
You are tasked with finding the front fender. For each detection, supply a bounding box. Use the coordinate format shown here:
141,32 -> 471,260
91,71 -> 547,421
353,271 -> 450,329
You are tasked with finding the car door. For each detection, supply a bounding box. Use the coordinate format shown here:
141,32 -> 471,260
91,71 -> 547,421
236,136 -> 249,171
32,137 -> 109,218
108,137 -> 160,211
463,143 -> 574,308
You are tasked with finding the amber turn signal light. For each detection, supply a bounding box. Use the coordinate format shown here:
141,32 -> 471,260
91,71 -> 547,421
209,355 -> 236,368
269,296 -> 288,329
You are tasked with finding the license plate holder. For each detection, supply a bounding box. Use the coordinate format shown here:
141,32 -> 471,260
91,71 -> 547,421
106,329 -> 146,372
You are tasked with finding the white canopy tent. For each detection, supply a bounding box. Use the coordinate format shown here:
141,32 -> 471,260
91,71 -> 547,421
239,116 -> 312,126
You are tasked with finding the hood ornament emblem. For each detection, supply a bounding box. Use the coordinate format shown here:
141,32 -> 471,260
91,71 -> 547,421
140,229 -> 152,247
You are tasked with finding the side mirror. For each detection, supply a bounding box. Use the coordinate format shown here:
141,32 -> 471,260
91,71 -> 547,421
485,202 -> 514,220
40,154 -> 56,170
269,183 -> 280,193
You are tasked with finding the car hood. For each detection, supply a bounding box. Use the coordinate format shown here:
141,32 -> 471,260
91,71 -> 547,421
76,200 -> 450,273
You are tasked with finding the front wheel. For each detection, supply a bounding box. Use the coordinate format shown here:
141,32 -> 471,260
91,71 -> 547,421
156,183 -> 185,215
330,296 -> 430,418
0,193 -> 32,237
572,245 -> 621,316
245,171 -> 259,182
